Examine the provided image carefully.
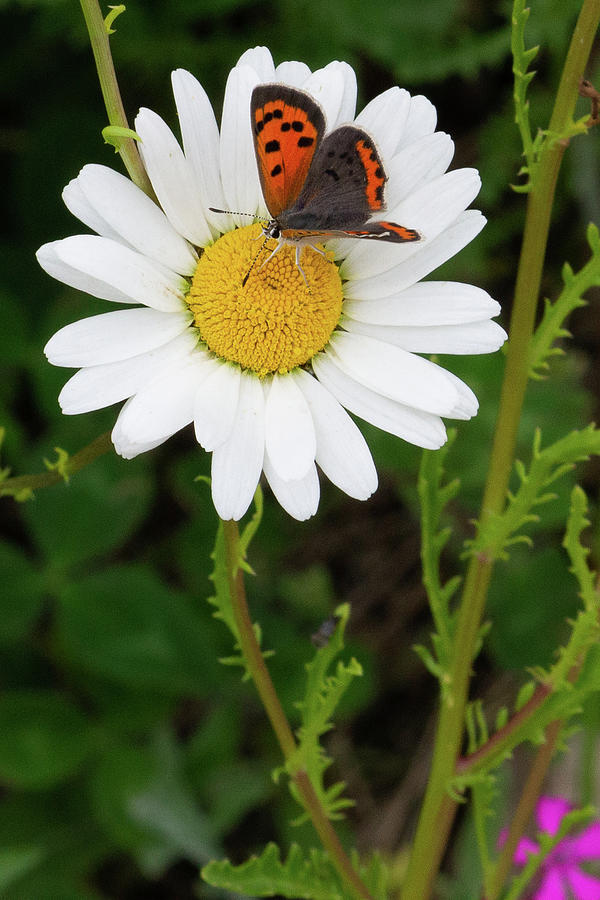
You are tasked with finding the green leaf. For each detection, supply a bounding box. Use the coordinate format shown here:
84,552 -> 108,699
21,462 -> 152,574
285,605 -> 362,821
207,493 -> 270,672
511,0 -> 540,188
101,125 -> 141,151
0,691 -> 93,789
0,847 -> 46,892
90,729 -> 222,868
56,565 -> 219,695
417,431 -> 461,684
0,540 -> 45,642
104,3 -> 125,34
466,426 -> 600,563
202,843 -> 347,899
529,224 -> 600,379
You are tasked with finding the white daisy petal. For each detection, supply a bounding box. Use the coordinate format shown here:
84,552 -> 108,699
343,168 -> 481,278
171,69 -> 227,235
194,360 -> 241,450
36,241 -> 133,304
112,353 -> 207,454
74,164 -> 198,275
398,95 -> 437,149
39,235 -> 188,311
344,281 -> 501,327
263,453 -> 320,521
58,331 -> 200,413
135,107 -> 213,247
302,62 -> 356,129
442,369 -> 479,419
275,60 -> 312,86
355,87 -> 411,159
295,369 -> 377,500
342,210 -> 486,299
312,352 -> 447,450
62,177 -> 123,241
211,373 -> 265,521
343,317 -> 508,354
110,428 -> 172,460
236,46 -> 276,81
45,308 -> 192,367
264,373 -> 316,481
386,132 -> 455,208
327,331 -> 460,416
220,64 -> 265,225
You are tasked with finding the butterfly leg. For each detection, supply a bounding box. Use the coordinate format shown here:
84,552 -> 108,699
295,245 -> 310,288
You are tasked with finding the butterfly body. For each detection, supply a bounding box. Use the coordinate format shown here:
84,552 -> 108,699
251,84 -> 421,252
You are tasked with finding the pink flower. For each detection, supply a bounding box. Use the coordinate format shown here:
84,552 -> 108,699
510,796 -> 600,899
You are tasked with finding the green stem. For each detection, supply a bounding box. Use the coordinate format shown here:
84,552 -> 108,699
79,0 -> 154,196
400,3 -> 600,897
221,520 -> 374,900
0,431 -> 113,499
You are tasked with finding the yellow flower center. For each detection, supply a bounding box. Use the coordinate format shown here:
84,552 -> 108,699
187,224 -> 343,376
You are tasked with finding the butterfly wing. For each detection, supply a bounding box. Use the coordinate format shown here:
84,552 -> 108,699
279,125 -> 385,230
278,125 -> 420,243
251,84 -> 326,219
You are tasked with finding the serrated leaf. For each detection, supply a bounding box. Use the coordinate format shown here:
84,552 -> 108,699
417,431 -> 460,684
466,427 -> 600,562
287,605 -> 362,820
529,225 -> 600,378
202,843 -> 346,899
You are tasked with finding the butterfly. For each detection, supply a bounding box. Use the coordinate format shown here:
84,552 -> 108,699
250,83 -> 421,257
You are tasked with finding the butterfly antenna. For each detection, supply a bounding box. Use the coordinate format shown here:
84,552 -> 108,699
242,236 -> 270,287
209,207 -> 259,219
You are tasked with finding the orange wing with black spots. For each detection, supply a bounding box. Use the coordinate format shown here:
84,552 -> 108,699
251,84 -> 326,219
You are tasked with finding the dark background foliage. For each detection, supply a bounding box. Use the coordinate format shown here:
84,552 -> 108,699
1,0 -> 599,897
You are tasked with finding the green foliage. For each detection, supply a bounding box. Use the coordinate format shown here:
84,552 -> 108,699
203,842 -> 388,900
529,224 -> 600,378
283,605 -> 362,822
208,489 -> 273,672
511,0 -> 541,191
414,433 -> 461,688
466,426 -> 600,562
0,691 -> 93,790
455,486 -> 600,795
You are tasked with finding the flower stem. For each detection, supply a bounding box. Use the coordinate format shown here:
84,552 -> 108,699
79,0 -> 154,197
400,3 -> 600,897
221,519 -> 374,900
0,431 -> 113,499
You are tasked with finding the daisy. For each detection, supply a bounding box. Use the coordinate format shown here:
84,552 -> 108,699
37,46 -> 506,522
506,796 -> 600,899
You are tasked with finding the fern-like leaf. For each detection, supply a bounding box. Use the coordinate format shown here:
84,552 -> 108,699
529,224 -> 600,379
417,431 -> 461,686
465,426 -> 600,562
206,488 -> 271,674
202,843 -> 389,900
283,604 -> 363,822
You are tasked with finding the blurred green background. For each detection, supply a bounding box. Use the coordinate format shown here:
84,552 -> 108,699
1,0 -> 600,897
